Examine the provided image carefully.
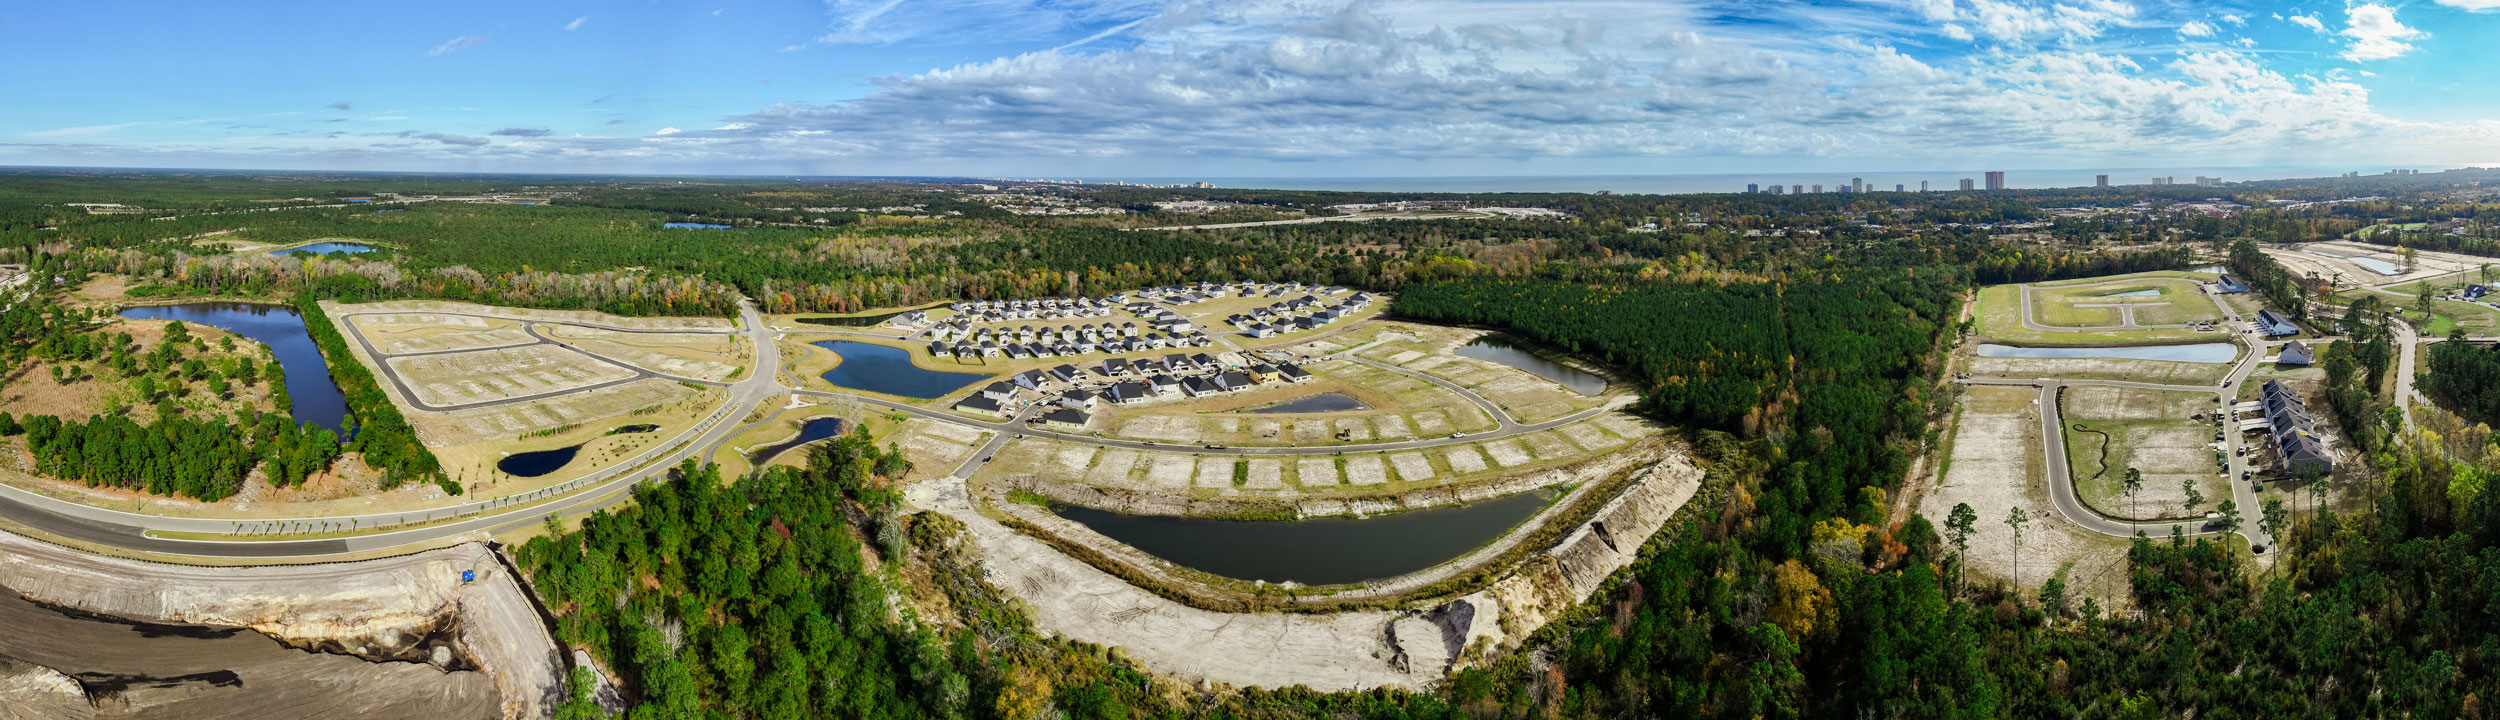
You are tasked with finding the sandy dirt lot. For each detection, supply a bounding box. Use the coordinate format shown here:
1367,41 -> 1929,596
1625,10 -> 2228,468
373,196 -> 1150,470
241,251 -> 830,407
1918,386 -> 2137,607
390,344 -> 638,408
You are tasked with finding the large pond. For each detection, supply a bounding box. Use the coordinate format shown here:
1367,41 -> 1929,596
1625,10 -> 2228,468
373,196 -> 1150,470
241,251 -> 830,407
498,445 -> 580,478
1055,488 -> 1557,585
1249,392 -> 1368,414
811,340 -> 988,399
662,222 -> 732,229
1458,336 -> 1606,396
751,417 -> 844,466
1976,343 -> 2237,364
118,303 -> 350,434
272,241 -> 376,256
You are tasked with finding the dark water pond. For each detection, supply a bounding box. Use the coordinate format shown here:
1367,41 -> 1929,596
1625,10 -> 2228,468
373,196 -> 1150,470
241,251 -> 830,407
274,241 -> 376,255
1457,336 -> 1606,396
498,445 -> 580,477
663,222 -> 731,229
750,417 -> 845,466
812,340 -> 988,399
1250,392 -> 1367,413
609,423 -> 659,434
117,303 -> 350,434
1055,488 -> 1557,585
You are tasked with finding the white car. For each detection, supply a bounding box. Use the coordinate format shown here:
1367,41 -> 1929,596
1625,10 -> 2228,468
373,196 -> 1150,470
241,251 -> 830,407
1450,432 -> 1467,439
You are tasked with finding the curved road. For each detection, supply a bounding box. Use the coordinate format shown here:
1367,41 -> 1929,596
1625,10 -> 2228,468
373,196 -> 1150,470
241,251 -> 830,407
0,306 -> 1636,559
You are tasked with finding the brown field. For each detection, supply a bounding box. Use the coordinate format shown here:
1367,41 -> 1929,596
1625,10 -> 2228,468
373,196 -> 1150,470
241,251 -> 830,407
387,344 -> 638,407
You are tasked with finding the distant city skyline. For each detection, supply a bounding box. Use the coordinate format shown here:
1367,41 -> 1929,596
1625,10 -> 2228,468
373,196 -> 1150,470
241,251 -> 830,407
4,1 -> 2498,176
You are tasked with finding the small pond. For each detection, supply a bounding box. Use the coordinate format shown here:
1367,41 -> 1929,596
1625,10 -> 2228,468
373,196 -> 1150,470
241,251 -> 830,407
608,423 -> 659,435
663,222 -> 732,229
750,417 -> 845,466
2191,265 -> 2225,273
117,303 -> 350,434
272,241 -> 376,256
498,445 -> 580,478
1458,336 -> 1606,396
1976,343 -> 2237,364
2102,289 -> 2161,297
1249,392 -> 1368,414
812,340 -> 988,399
1056,488 -> 1558,585
2345,256 -> 2406,275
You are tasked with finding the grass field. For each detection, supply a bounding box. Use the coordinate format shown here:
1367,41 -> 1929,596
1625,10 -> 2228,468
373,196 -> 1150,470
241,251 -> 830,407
2059,387 -> 2230,521
1974,283 -> 2217,345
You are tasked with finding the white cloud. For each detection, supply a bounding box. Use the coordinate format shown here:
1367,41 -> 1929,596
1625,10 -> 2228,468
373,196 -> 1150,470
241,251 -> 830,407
565,16 -> 589,31
2220,13 -> 2244,25
2340,4 -> 2421,61
24,122 -> 144,138
654,127 -> 682,135
2178,20 -> 2214,37
714,123 -> 750,131
2288,14 -> 2325,32
426,35 -> 485,56
2434,0 -> 2500,11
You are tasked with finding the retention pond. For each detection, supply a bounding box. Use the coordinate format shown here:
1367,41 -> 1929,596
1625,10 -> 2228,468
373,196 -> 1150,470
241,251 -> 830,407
117,302 -> 351,434
1249,392 -> 1368,414
1976,343 -> 2237,364
750,417 -> 844,466
1457,336 -> 1606,395
811,340 -> 987,399
271,241 -> 376,256
1054,488 -> 1558,585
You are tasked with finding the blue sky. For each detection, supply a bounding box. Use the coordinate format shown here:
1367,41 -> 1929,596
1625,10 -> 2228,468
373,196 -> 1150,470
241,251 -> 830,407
3,0 -> 2497,177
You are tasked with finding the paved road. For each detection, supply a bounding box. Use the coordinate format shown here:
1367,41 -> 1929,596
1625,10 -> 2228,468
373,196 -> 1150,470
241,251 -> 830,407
334,309 -> 738,412
1,303 -> 1636,558
2013,277 -> 2233,333
1956,318 -> 2277,550
0,300 -> 787,558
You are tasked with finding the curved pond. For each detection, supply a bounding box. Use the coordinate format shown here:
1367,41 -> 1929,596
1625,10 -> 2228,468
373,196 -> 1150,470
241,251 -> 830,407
117,303 -> 350,434
662,222 -> 732,229
1458,336 -> 1606,396
812,340 -> 988,398
272,241 -> 375,256
1055,488 -> 1558,585
1976,343 -> 2237,364
750,417 -> 845,466
1250,392 -> 1368,414
498,445 -> 580,478
608,423 -> 659,434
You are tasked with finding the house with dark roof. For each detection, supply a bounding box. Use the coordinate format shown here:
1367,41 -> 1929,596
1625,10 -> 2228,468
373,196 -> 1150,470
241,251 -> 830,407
2255,310 -> 2299,337
1107,381 -> 1150,404
928,341 -> 953,358
1013,370 -> 1048,390
1050,364 -> 1082,382
981,381 -> 1017,402
1181,377 -> 1215,397
2276,340 -> 2314,366
1040,408 -> 1090,429
1279,364 -> 1313,382
954,396 -> 1005,417
1061,390 -> 1097,409
2260,380 -> 2333,476
2215,275 -> 2250,294
1103,358 -> 1131,376
1213,371 -> 1254,392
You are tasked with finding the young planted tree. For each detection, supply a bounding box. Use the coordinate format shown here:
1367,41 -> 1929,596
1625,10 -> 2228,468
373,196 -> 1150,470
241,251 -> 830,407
2182,477 -> 2205,515
2215,499 -> 2241,535
2005,506 -> 2029,586
2123,467 -> 2144,520
1947,502 -> 1979,595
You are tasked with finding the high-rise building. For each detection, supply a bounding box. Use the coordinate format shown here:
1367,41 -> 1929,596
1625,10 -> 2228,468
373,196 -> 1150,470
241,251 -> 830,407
2095,174 -> 2109,188
1958,178 -> 1976,191
1792,184 -> 1803,195
1812,184 -> 1823,193
1851,177 -> 1864,193
1894,184 -> 1905,192
1984,171 -> 2006,190
1920,180 -> 1929,192
1746,183 -> 1759,193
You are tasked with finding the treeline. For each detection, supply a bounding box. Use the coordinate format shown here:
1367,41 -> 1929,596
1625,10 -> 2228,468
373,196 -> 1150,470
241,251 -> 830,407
2424,331 -> 2500,425
9,411 -> 336,501
2228,238 -> 2308,318
292,293 -> 446,491
1971,246 -> 2196,284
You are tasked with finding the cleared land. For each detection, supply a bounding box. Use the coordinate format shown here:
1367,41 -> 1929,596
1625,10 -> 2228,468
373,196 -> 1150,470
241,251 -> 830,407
2058,386 -> 2230,521
388,344 -> 639,407
1965,354 -> 2238,386
1349,323 -> 1612,423
1918,385 -> 2136,608
1974,277 -> 2228,345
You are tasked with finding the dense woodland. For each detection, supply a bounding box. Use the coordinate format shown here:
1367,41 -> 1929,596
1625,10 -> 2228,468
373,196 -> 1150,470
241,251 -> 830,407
20,170 -> 2500,716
